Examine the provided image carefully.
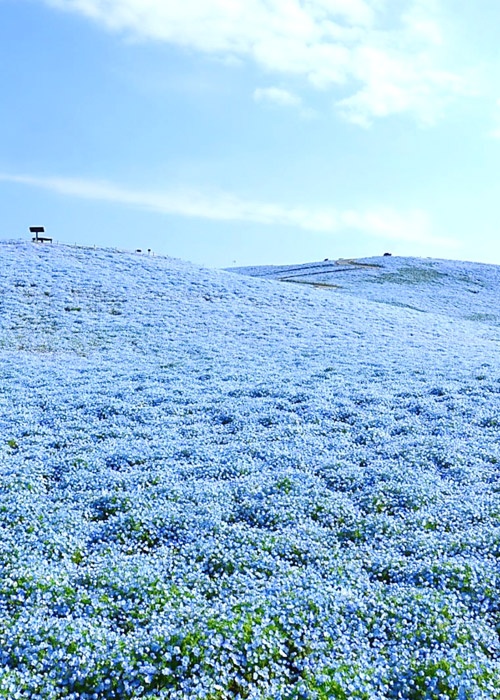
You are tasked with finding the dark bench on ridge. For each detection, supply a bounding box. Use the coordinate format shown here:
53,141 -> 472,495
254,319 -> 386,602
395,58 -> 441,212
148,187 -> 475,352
30,226 -> 52,243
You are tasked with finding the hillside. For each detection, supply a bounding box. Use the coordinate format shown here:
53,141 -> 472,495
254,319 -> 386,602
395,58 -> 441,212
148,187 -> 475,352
233,255 -> 500,326
1,241 -> 500,699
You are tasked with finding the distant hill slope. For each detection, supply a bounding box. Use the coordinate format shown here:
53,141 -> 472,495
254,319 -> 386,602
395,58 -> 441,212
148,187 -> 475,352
1,241 -> 500,698
232,255 -> 500,327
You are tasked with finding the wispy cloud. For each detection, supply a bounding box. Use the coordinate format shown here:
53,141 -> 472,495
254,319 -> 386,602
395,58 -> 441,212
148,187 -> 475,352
253,87 -> 316,119
0,172 -> 453,247
253,87 -> 302,109
41,0 -> 473,125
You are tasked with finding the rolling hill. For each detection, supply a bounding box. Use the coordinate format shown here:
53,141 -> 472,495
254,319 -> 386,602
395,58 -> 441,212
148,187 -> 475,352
1,241 -> 500,699
233,255 -> 500,325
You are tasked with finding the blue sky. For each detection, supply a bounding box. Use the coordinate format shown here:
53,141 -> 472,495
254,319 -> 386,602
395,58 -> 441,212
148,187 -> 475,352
1,0 -> 500,268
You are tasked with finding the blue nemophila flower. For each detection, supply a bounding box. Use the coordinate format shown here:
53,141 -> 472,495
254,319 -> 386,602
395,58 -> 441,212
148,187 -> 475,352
1,241 -> 500,698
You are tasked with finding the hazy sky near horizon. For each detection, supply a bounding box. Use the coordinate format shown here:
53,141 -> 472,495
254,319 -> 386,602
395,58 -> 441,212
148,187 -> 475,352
1,0 -> 500,267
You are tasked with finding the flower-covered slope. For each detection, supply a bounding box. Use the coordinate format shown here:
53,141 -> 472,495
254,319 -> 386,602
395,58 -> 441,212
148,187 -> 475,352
233,255 -> 500,328
1,241 -> 500,699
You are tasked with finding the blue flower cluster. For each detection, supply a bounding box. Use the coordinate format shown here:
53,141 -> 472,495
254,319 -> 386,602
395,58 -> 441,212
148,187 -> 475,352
1,241 -> 500,698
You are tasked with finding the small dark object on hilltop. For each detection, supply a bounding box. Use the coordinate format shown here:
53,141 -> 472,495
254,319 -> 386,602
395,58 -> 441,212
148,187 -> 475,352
136,249 -> 142,253
323,258 -> 329,261
383,252 -> 392,256
30,226 -> 52,243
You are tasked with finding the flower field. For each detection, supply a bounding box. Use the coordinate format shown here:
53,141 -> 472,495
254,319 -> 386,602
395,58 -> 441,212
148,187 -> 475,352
1,241 -> 500,699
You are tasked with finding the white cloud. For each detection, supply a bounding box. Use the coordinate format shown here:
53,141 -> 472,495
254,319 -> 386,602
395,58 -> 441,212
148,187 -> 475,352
336,46 -> 467,127
253,87 -> 302,108
253,87 -> 317,118
40,0 -> 472,125
0,172 -> 452,247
